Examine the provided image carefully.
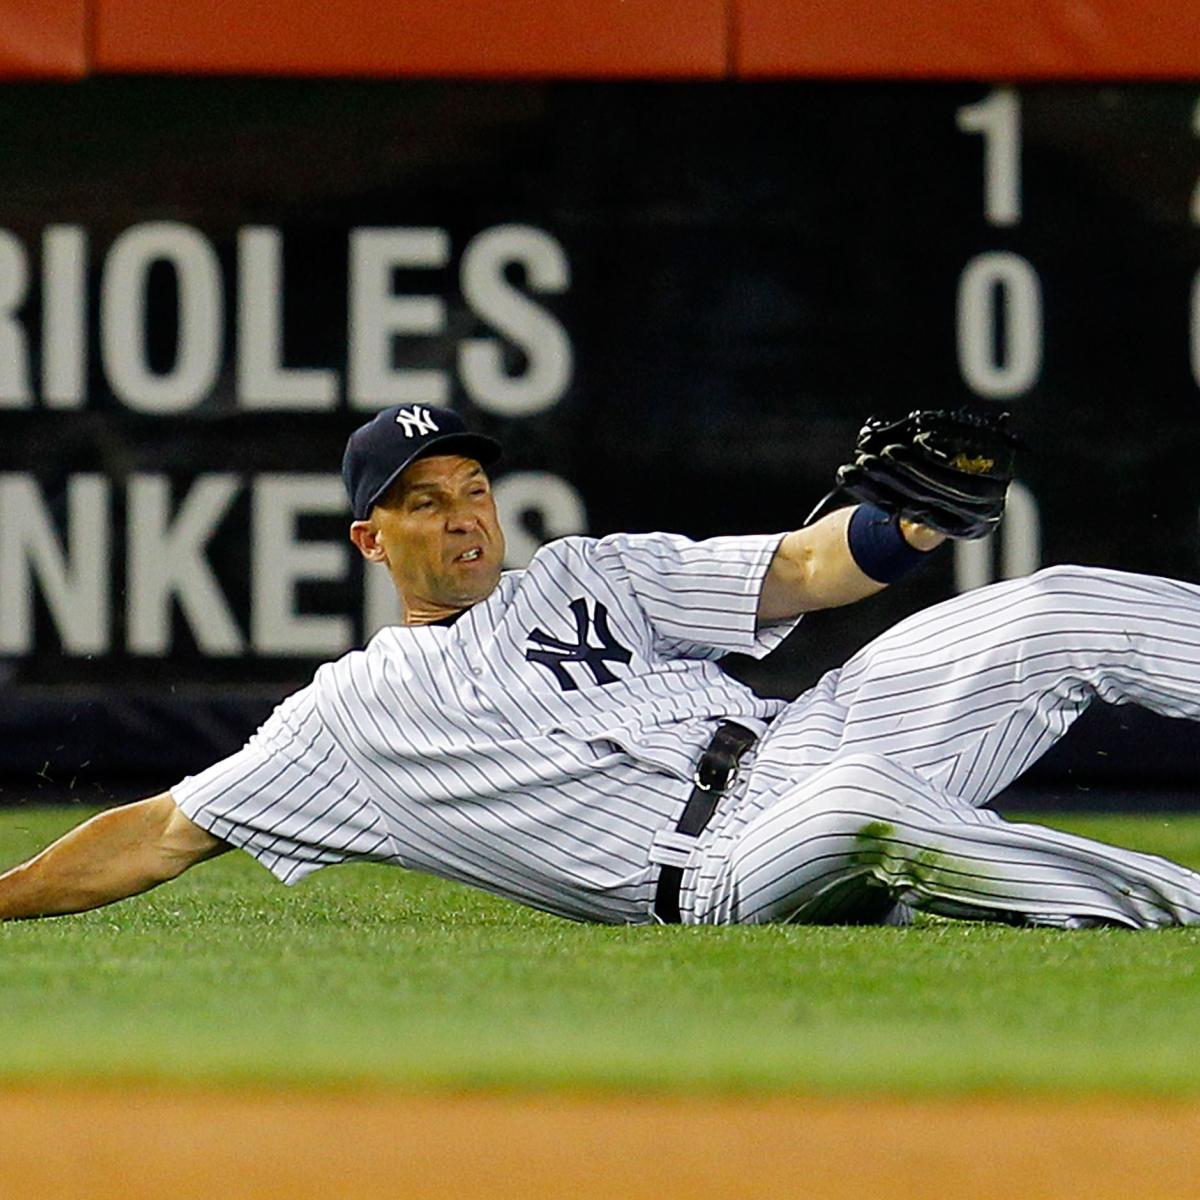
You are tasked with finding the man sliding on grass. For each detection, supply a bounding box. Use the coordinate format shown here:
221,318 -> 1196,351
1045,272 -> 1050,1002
5,403 -> 1200,929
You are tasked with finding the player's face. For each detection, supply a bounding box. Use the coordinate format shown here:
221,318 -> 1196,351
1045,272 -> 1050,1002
360,454 -> 506,619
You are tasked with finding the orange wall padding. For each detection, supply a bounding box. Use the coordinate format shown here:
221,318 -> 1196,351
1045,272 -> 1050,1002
9,0 -> 1200,84
93,0 -> 728,79
0,0 -> 86,78
735,0 -> 1200,80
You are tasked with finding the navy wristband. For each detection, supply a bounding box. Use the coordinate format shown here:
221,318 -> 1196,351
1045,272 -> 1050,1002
846,504 -> 930,584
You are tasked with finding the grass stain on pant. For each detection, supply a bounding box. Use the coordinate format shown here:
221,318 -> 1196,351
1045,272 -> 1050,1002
854,820 -> 954,891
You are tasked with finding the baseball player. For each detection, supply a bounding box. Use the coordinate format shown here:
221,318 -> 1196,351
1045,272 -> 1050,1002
4,402 -> 1200,930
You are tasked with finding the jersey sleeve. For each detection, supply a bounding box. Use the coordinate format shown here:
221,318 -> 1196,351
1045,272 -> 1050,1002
172,682 -> 392,885
593,530 -> 800,660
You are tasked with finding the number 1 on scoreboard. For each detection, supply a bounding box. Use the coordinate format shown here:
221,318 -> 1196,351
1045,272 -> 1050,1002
956,89 -> 1022,227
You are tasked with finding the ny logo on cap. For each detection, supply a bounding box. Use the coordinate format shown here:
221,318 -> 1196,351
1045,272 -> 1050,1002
395,405 -> 440,438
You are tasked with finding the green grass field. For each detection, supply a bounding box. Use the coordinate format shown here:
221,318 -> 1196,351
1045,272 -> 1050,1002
2,807 -> 1199,1097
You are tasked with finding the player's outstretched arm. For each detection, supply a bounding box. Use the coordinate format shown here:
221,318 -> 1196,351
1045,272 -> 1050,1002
758,506 -> 944,622
0,793 -> 228,921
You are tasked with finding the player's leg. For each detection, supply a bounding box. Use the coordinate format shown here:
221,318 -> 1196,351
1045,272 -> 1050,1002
791,564 -> 1200,807
697,753 -> 1200,928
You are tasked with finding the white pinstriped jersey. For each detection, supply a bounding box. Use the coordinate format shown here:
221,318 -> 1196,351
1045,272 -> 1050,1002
179,542 -> 1200,930
174,532 -> 798,923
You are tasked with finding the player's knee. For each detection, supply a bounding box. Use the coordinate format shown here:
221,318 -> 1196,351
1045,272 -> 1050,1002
808,753 -> 906,815
1013,564 -> 1100,607
756,754 -> 908,842
985,564 -> 1107,640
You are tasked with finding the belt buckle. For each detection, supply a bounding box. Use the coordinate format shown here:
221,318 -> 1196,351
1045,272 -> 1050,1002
691,756 -> 735,794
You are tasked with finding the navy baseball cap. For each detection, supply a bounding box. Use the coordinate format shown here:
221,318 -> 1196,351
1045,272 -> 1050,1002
342,404 -> 501,520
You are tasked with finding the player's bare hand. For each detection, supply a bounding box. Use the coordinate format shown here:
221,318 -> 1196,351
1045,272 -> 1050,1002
899,519 -> 947,551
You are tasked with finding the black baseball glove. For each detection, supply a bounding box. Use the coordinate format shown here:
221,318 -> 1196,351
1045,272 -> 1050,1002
835,408 -> 1017,539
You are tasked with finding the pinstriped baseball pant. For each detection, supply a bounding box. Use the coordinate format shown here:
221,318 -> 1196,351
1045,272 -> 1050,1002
695,565 -> 1200,928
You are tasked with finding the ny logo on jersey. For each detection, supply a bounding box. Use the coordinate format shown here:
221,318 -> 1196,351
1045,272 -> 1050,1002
525,599 -> 633,692
394,405 -> 440,438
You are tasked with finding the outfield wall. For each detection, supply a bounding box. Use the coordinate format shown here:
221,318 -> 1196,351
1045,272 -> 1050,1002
8,1 -> 1200,81
2,7 -> 1200,795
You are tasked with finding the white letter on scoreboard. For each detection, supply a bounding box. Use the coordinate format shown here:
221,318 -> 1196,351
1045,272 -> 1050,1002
0,230 -> 32,408
251,474 -> 352,655
348,228 -> 449,411
42,225 -> 88,409
238,227 -> 338,410
127,474 -> 245,656
101,222 -> 223,413
0,474 -> 110,654
459,224 -> 572,416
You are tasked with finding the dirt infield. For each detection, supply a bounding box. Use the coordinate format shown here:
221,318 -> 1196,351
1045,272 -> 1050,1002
1,1087 -> 1198,1199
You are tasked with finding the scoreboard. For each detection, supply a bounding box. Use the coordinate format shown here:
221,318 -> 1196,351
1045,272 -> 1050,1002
0,78 -> 1199,783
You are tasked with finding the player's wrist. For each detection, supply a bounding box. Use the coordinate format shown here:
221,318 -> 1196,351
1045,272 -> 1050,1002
846,504 -> 938,584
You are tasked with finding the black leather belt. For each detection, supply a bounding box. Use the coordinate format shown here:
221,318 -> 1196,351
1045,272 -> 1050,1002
652,720 -> 758,924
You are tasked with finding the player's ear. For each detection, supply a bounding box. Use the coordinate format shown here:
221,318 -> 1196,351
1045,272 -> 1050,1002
349,520 -> 388,563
